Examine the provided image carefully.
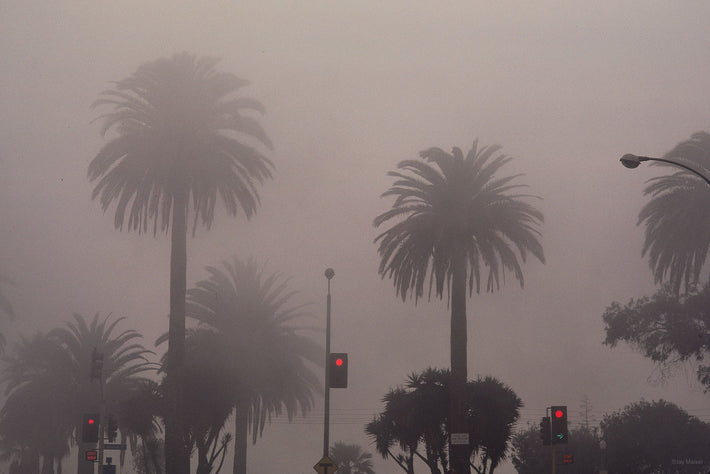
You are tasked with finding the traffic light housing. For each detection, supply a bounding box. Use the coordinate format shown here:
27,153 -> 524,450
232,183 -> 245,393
539,416 -> 551,445
328,353 -> 348,388
82,413 -> 100,443
550,406 -> 568,444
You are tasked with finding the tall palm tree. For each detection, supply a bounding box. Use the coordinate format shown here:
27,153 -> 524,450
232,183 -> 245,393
89,52 -> 273,473
637,131 -> 710,294
185,257 -> 322,474
374,141 -> 544,474
329,442 -> 376,474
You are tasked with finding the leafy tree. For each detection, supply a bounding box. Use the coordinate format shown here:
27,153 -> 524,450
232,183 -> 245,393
511,424 -> 602,474
636,131 -> 710,294
600,399 -> 710,473
89,52 -> 273,474
603,283 -> 710,391
366,369 -> 521,474
185,257 -> 322,474
330,442 -> 376,474
0,313 -> 155,474
374,142 -> 544,473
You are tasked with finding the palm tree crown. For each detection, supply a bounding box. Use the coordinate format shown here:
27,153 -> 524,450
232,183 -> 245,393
638,131 -> 710,293
374,140 -> 545,302
89,52 -> 273,235
185,257 -> 322,474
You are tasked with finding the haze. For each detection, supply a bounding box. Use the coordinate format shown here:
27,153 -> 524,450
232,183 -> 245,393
1,2 -> 709,473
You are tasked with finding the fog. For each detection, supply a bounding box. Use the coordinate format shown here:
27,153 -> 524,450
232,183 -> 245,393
1,2 -> 709,473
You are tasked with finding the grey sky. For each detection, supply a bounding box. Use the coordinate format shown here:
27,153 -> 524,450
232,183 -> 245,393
2,2 -> 710,473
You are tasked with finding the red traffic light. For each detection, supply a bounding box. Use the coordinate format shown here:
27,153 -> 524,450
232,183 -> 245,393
554,409 -> 564,418
87,418 -> 96,424
328,353 -> 348,388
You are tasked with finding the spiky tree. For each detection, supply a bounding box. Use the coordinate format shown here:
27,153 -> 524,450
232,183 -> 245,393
89,52 -> 273,473
374,141 -> 544,473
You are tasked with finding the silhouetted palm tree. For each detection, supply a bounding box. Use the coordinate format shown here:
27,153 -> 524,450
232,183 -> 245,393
186,257 -> 322,474
183,328 -> 234,474
637,131 -> 710,294
0,313 -> 155,474
330,442 -> 376,474
89,52 -> 273,473
0,274 -> 15,354
374,142 -> 544,474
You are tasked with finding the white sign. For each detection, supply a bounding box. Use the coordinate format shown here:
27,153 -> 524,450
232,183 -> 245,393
450,433 -> 469,445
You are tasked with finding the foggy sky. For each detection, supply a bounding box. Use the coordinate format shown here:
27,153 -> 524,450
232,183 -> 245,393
2,2 -> 710,473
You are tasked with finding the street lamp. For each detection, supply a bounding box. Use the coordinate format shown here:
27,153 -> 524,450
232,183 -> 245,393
599,439 -> 607,474
619,153 -> 710,186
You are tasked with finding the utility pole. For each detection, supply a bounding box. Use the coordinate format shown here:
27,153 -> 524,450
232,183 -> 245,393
322,268 -> 334,458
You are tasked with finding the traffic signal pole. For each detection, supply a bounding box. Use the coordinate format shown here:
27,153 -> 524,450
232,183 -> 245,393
322,268 -> 334,458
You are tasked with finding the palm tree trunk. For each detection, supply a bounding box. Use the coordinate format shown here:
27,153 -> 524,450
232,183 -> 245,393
165,191 -> 189,474
233,400 -> 249,474
449,257 -> 470,474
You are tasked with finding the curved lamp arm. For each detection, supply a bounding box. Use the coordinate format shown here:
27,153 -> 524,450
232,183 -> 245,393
620,153 -> 710,187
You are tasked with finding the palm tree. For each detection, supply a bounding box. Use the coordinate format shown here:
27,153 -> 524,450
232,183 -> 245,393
185,257 -> 322,474
330,442 -> 376,474
0,333 -> 73,474
182,328 -> 234,474
0,313 -> 156,474
637,131 -> 710,294
88,52 -> 273,473
374,141 -> 544,473
0,274 -> 15,354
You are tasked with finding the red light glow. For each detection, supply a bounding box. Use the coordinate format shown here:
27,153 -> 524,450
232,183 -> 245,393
335,358 -> 344,366
554,410 -> 564,418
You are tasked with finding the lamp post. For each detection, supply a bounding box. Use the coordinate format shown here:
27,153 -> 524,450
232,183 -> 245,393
619,153 -> 710,186
599,439 -> 607,474
323,268 -> 335,458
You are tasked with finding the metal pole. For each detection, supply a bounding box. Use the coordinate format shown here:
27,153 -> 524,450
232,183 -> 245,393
551,444 -> 556,474
323,268 -> 334,458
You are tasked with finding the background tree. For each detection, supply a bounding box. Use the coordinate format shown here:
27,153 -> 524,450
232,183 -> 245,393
185,257 -> 322,474
603,283 -> 710,391
0,313 -> 155,474
329,441 -> 376,474
89,52 -> 273,474
182,329 -> 234,474
511,424 -> 602,474
600,399 -> 710,473
636,131 -> 710,294
374,142 -> 544,474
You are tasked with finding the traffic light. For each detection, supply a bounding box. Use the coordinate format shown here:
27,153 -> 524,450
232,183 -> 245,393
328,353 -> 348,388
539,416 -> 551,445
82,413 -> 100,443
107,415 -> 118,442
550,406 -> 568,444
